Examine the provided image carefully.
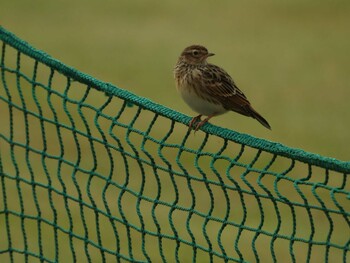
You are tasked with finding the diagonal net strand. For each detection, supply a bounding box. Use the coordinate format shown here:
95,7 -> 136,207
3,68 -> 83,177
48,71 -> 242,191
0,26 -> 349,263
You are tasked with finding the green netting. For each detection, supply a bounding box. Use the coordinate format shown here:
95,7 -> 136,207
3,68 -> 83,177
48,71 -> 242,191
0,26 -> 349,263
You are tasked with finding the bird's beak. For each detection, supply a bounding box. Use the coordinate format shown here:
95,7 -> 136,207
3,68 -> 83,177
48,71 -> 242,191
207,53 -> 215,57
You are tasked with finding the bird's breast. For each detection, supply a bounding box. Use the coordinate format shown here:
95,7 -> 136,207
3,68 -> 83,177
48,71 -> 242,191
176,77 -> 227,117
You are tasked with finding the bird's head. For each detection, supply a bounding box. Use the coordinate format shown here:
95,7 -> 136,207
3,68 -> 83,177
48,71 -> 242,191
179,45 -> 215,65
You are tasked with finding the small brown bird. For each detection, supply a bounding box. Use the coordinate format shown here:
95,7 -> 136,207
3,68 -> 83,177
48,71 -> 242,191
174,45 -> 271,131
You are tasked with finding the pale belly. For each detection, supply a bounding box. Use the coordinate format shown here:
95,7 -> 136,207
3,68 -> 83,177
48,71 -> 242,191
179,84 -> 227,116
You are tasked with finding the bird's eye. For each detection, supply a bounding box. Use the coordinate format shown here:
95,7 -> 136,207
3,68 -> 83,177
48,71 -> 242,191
192,50 -> 199,56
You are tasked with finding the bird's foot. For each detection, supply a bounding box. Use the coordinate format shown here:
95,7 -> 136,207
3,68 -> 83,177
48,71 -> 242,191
193,114 -> 215,132
189,115 -> 202,131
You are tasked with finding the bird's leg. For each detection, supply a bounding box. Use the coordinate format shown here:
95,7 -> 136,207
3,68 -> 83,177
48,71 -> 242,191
189,115 -> 202,130
194,114 -> 215,132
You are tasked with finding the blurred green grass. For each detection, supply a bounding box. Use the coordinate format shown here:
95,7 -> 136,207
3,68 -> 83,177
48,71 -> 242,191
1,1 -> 349,262
1,0 -> 349,160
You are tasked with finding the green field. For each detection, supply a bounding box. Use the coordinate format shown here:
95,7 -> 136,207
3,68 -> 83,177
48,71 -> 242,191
2,0 -> 349,160
1,1 -> 349,262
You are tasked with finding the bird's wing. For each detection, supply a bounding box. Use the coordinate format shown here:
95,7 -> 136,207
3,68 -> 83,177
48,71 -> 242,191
199,64 -> 271,129
201,64 -> 250,111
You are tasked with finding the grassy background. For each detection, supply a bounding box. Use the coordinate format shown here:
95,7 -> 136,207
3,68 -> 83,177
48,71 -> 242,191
1,0 -> 349,262
1,0 -> 349,160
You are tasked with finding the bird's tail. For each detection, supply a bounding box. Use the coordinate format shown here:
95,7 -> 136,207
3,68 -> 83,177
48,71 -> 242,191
248,105 -> 271,130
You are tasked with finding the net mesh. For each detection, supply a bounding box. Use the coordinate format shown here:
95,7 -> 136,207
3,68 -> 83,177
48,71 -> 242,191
0,27 -> 349,263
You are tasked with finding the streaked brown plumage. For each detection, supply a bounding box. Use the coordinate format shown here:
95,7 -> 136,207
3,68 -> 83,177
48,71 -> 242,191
174,45 -> 271,131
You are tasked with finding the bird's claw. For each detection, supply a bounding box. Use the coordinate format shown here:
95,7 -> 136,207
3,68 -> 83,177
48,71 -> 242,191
189,114 -> 215,133
189,115 -> 202,133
